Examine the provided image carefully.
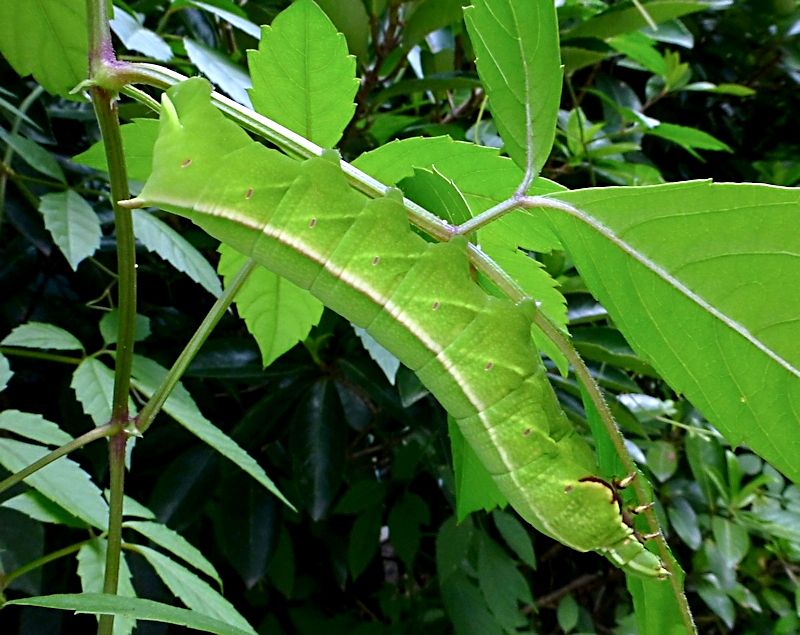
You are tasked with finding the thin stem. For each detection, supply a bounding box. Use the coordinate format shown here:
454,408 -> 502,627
1,538 -> 96,589
0,85 -> 45,234
136,259 -> 257,434
0,424 -> 119,496
534,314 -> 695,632
0,347 -> 82,365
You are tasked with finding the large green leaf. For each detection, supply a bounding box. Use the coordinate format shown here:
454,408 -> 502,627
6,594 -> 255,635
464,0 -> 561,175
0,0 -> 87,96
217,245 -> 323,367
542,181 -> 800,481
248,0 -> 358,149
0,410 -> 72,446
77,539 -> 137,635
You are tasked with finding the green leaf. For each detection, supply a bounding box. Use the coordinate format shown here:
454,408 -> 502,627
492,509 -> 536,569
125,520 -> 222,588
387,493 -> 429,567
448,416 -> 507,521
248,0 -> 358,148
608,32 -> 667,75
133,210 -> 222,297
645,122 -> 732,158
129,354 -> 293,507
2,321 -> 83,351
289,379 -> 347,520
0,438 -> 108,529
711,517 -> 750,568
440,573 -> 504,635
184,38 -> 252,107
667,498 -> 702,550
647,440 -> 679,482
464,0 -> 562,174
2,490 -> 85,527
682,81 -> 756,97
353,325 -> 400,385
543,181 -> 800,482
571,327 -> 657,376
39,190 -> 101,270
562,1 -> 710,41
403,0 -> 464,49
0,128 -> 66,181
0,352 -> 11,392
188,1 -> 261,38
399,167 -> 472,226
312,0 -> 370,61
6,594 -> 255,635
556,594 -> 579,632
110,7 -> 172,61
476,532 -> 531,631
0,0 -> 87,96
73,118 -> 159,183
99,310 -> 152,345
0,409 -> 72,446
217,245 -> 323,367
77,539 -> 137,635
71,358 -> 136,426
348,505 -> 382,579
136,545 -> 257,635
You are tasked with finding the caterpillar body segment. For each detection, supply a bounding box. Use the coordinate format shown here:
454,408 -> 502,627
138,80 -> 668,579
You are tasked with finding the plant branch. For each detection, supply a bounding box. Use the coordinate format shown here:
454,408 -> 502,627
0,423 -> 120,496
0,347 -> 82,365
136,259 -> 257,434
1,538 -> 96,590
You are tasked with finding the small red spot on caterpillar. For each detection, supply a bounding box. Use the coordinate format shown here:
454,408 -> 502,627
431,301 -> 440,310
180,159 -> 192,168
522,428 -> 531,436
308,218 -> 317,228
245,187 -> 254,199
371,256 -> 380,265
484,361 -> 494,371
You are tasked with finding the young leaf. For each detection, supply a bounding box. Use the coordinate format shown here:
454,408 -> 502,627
99,311 -> 152,345
6,594 -> 255,635
0,409 -> 72,446
183,38 -> 253,108
77,539 -> 137,635
248,0 -> 358,148
124,520 -> 222,588
0,439 -> 108,529
542,181 -> 800,482
2,322 -> 83,351
0,0 -> 87,96
129,355 -> 292,508
110,7 -> 172,61
39,190 -> 102,270
135,545 -> 257,635
464,0 -> 561,175
217,245 -> 323,367
133,209 -> 222,297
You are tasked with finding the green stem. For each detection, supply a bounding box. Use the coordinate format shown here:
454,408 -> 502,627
0,424 -> 119,496
0,85 -> 45,235
136,259 -> 257,434
0,347 -> 82,365
533,314 -> 695,633
1,538 -> 96,590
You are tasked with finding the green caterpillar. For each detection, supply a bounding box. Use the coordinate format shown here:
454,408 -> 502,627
134,79 -> 667,579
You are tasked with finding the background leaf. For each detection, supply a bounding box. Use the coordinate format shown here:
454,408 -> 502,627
184,38 -> 253,108
248,0 -> 358,148
39,191 -> 101,271
0,0 -> 87,96
464,0 -> 562,174
2,322 -> 83,351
